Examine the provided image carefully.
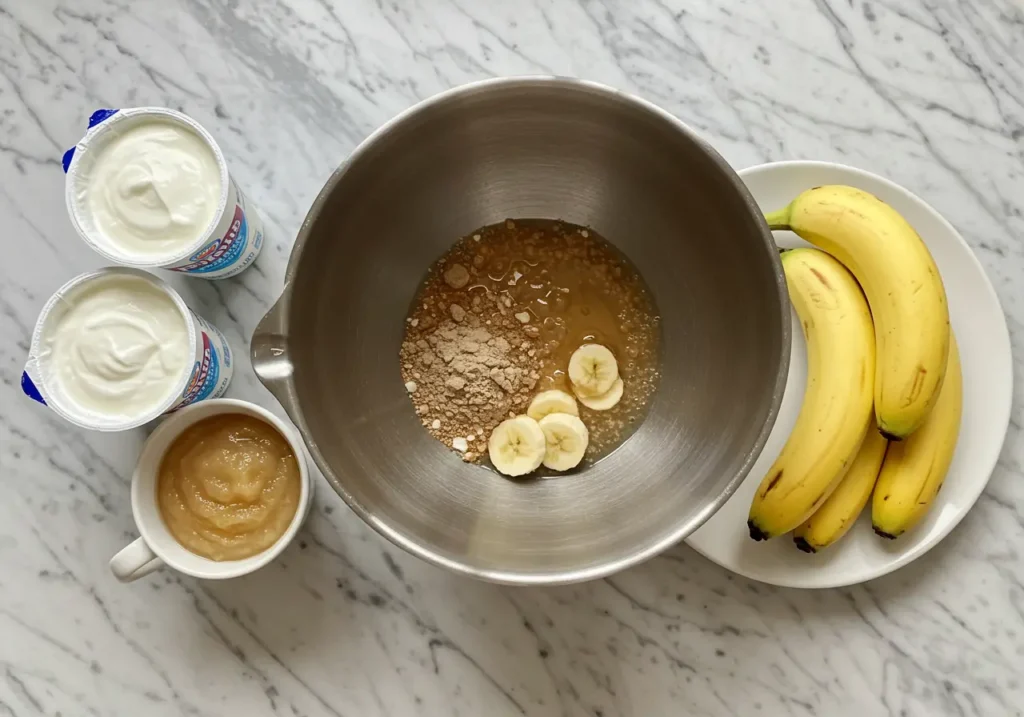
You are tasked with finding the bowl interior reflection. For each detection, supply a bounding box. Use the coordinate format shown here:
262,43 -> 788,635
284,79 -> 788,583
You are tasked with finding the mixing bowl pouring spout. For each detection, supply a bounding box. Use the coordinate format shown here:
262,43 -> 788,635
251,289 -> 302,422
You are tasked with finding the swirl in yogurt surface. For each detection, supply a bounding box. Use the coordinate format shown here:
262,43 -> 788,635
43,273 -> 189,420
79,119 -> 222,257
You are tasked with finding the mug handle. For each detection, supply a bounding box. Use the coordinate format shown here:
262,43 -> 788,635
109,538 -> 164,582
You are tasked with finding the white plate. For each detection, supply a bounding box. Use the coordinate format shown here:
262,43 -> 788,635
684,161 -> 1013,589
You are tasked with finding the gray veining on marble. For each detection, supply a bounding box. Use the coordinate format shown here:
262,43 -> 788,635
1,0 -> 1023,715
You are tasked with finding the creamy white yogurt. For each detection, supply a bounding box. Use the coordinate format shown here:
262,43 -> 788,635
43,273 -> 189,420
80,119 -> 221,257
65,108 -> 265,278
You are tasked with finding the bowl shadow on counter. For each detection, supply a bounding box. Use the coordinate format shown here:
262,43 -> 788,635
148,501 -> 981,717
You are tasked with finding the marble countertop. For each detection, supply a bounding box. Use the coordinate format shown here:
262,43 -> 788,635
1,0 -> 1022,715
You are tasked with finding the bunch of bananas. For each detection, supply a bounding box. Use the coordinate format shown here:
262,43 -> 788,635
747,185 -> 963,552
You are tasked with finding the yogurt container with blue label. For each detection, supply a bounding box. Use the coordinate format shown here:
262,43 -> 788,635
63,108 -> 264,279
22,268 -> 234,431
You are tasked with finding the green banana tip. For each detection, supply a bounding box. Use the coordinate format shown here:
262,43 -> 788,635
762,206 -> 792,231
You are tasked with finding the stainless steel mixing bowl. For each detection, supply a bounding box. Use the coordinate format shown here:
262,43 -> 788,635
251,77 -> 789,584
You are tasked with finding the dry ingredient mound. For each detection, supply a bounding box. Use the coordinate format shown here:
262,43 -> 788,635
401,313 -> 540,461
401,217 -> 661,466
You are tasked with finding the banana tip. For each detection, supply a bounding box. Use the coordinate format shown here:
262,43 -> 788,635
762,207 -> 792,231
872,526 -> 899,540
793,537 -> 816,554
878,428 -> 905,441
747,520 -> 770,542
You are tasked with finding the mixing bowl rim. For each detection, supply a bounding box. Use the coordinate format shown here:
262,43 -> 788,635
261,75 -> 791,585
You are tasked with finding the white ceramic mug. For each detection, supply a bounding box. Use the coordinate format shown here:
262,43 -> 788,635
109,398 -> 313,582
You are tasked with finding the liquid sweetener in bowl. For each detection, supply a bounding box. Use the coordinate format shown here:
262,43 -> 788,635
22,268 -> 233,431
63,108 -> 264,279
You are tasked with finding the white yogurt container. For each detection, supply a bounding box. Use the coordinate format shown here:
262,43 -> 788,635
63,108 -> 264,279
22,268 -> 234,431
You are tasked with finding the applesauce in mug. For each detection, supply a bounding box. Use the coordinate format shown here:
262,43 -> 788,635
157,414 -> 300,561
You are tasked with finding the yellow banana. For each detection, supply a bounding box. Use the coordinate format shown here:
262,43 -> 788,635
872,334 -> 962,539
764,185 -> 949,440
793,429 -> 888,553
748,249 -> 875,541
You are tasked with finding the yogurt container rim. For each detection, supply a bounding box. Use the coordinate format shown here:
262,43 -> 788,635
27,267 -> 199,432
64,107 -> 231,268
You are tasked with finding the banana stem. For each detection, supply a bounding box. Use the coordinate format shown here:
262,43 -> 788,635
763,207 -> 792,231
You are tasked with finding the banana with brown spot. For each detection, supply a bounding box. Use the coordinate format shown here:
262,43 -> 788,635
747,248 -> 876,541
764,185 -> 949,440
872,334 -> 962,539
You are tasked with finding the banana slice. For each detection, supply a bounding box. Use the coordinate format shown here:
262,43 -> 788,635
577,376 -> 624,411
539,413 -> 589,471
527,389 -> 579,420
568,344 -> 619,397
488,416 -> 546,477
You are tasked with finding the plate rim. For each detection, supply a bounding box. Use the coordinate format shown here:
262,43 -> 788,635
683,159 -> 1014,589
